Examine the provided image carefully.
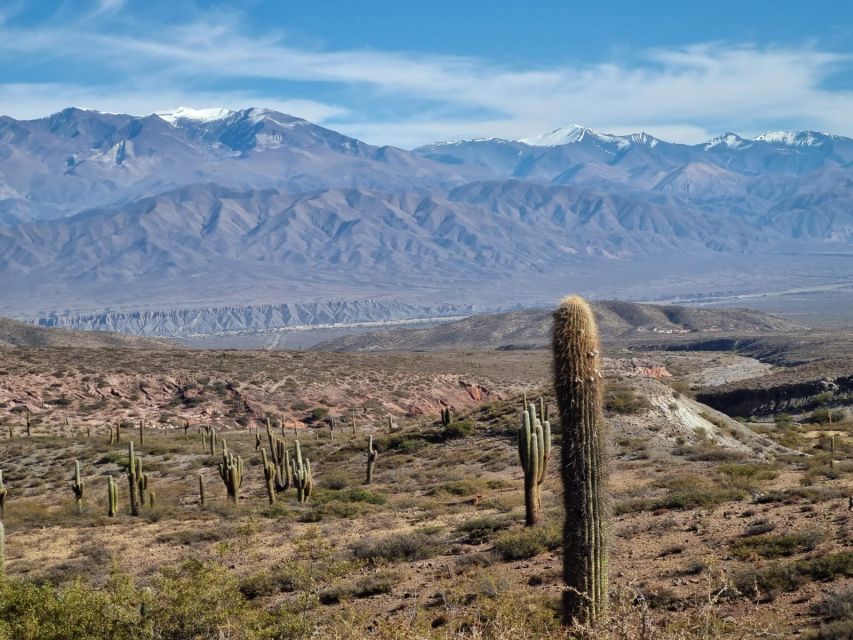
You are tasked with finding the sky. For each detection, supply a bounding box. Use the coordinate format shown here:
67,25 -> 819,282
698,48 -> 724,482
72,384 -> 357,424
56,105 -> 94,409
1,0 -> 853,147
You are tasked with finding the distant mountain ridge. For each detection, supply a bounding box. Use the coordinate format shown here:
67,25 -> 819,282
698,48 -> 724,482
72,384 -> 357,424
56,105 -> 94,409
314,302 -> 807,352
0,107 -> 850,335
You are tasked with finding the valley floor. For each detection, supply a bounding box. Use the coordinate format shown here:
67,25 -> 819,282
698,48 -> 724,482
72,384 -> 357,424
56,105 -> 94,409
0,343 -> 850,639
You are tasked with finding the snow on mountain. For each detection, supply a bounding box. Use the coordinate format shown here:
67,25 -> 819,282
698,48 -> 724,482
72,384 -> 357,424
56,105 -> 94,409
705,133 -> 752,150
753,130 -> 832,147
155,106 -> 235,125
519,124 -> 631,149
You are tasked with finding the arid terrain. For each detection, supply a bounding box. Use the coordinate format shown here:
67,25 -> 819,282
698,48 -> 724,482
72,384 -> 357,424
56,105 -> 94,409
0,305 -> 850,639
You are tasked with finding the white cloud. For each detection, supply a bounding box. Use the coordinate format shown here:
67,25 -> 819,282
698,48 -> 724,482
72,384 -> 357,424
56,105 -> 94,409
1,14 -> 852,147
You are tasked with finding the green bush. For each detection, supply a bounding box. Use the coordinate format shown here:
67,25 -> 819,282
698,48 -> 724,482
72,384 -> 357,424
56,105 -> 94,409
730,531 -> 821,560
494,525 -> 560,561
735,552 -> 853,598
352,531 -> 444,563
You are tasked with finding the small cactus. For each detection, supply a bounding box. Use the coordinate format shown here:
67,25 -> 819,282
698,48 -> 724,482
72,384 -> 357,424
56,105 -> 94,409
441,407 -> 453,427
71,460 -> 85,514
291,441 -> 312,503
517,402 -> 551,526
184,420 -> 190,440
139,421 -> 145,447
107,476 -> 118,517
0,470 -> 7,518
218,450 -> 244,503
261,449 -> 277,505
26,412 -> 31,438
366,436 -> 379,484
255,428 -> 261,451
0,520 -> 4,573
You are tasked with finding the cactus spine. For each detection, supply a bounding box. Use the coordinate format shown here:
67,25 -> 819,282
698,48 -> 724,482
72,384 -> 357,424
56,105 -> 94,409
553,295 -> 609,625
218,450 -> 243,504
0,470 -> 6,519
261,448 -> 277,505
366,435 -> 379,484
108,476 -> 118,517
291,441 -> 312,503
71,460 -> 85,514
517,402 -> 551,526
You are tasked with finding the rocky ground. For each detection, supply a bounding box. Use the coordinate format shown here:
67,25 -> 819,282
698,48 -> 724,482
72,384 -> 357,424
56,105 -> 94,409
0,343 -> 850,638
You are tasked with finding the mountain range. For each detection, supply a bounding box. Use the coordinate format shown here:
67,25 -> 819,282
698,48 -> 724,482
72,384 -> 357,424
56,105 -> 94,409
0,107 -> 850,335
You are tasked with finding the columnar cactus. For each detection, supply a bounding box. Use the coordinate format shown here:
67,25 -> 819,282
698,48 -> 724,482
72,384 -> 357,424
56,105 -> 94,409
553,295 -> 609,625
139,421 -> 145,447
366,435 -> 379,484
108,476 -> 118,517
127,442 -> 140,516
198,474 -> 206,508
267,422 -> 291,492
291,441 -> 312,503
0,520 -> 4,573
26,412 -> 31,438
126,443 -> 149,515
261,448 -> 277,505
71,460 -> 85,514
517,402 -> 551,526
218,450 -> 244,504
441,407 -> 452,427
0,470 -> 7,518
255,428 -> 261,451
209,427 -> 217,455
184,420 -> 190,440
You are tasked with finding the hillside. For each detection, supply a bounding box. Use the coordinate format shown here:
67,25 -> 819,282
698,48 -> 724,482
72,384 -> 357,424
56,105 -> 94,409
0,316 -> 174,349
314,301 -> 805,352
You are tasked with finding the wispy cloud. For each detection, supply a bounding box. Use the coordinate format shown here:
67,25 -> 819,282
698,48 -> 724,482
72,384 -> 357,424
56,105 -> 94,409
1,10 -> 852,147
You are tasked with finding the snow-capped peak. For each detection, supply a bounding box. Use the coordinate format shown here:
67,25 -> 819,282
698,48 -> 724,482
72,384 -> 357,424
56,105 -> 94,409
705,133 -> 751,150
519,124 -> 631,149
155,106 -> 235,126
753,130 -> 830,147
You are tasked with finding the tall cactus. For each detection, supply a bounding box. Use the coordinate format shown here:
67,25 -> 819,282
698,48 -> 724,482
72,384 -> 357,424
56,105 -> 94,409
139,421 -> 145,447
553,295 -> 609,625
127,442 -> 139,516
198,474 -> 206,508
126,442 -> 149,515
71,460 -> 85,514
26,412 -> 31,438
218,450 -> 243,504
366,435 -> 379,484
291,441 -> 312,503
261,448 -> 277,505
0,520 -> 4,574
517,402 -> 551,526
267,421 -> 291,492
107,476 -> 118,517
441,407 -> 452,427
0,470 -> 6,519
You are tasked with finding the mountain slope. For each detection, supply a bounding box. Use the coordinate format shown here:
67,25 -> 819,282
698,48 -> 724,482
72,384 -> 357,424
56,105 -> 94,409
0,316 -> 174,348
0,108 -> 851,332
314,302 -> 806,352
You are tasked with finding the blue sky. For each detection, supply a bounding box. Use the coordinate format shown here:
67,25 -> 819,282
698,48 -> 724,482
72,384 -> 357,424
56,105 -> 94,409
1,0 -> 853,147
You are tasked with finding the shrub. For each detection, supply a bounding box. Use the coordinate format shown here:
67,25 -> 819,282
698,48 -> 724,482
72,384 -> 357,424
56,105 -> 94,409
443,419 -> 474,439
352,532 -> 444,563
734,551 -> 853,598
457,516 -> 511,544
730,531 -> 821,560
606,384 -> 651,415
494,525 -> 560,561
